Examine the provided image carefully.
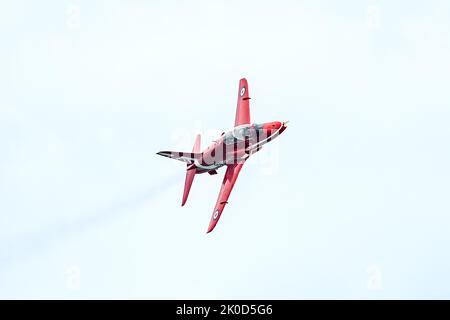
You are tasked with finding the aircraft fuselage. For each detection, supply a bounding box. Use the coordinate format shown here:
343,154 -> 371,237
195,121 -> 287,173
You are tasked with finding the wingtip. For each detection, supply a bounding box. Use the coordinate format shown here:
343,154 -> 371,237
206,223 -> 215,234
156,151 -> 172,158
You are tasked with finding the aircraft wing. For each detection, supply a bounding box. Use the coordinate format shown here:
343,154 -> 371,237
207,163 -> 245,233
234,78 -> 251,127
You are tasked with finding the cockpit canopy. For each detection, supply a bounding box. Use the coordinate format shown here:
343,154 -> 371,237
233,124 -> 256,140
224,124 -> 257,144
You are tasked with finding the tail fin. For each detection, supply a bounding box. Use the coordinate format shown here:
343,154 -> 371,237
181,134 -> 201,206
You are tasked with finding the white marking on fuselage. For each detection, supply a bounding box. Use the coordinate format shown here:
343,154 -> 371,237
247,125 -> 284,151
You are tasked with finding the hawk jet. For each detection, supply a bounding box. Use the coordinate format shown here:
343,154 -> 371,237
157,78 -> 288,233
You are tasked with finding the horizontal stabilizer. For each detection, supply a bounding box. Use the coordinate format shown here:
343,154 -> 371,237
156,151 -> 201,164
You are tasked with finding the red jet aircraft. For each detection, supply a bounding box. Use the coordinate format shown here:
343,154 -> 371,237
157,78 -> 288,233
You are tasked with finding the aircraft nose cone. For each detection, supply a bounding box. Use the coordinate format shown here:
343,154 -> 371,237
263,121 -> 282,130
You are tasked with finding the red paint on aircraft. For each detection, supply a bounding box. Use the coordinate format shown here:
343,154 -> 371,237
157,78 -> 288,233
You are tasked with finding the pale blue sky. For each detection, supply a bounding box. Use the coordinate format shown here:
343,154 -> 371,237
1,0 -> 450,299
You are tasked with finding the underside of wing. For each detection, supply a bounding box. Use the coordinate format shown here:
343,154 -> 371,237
207,163 -> 245,233
234,78 -> 251,127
